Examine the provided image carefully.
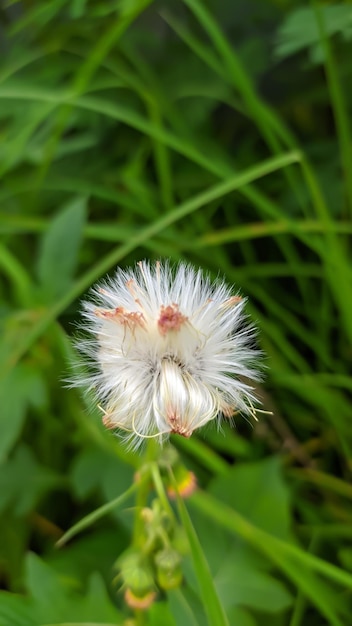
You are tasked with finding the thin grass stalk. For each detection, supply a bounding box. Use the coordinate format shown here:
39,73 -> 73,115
312,2 -> 352,215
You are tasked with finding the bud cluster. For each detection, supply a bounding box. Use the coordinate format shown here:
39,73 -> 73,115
114,446 -> 198,612
116,498 -> 189,610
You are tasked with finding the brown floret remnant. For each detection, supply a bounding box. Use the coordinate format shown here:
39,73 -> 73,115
95,306 -> 145,332
167,409 -> 192,438
97,405 -> 116,430
158,304 -> 188,336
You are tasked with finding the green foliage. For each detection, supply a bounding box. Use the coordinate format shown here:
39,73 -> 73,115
0,0 -> 352,624
0,364 -> 47,461
275,5 -> 352,61
0,445 -> 61,515
36,197 -> 87,301
0,552 -> 123,625
209,457 -> 291,539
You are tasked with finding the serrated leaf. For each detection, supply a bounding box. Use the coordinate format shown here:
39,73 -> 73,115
47,528 -> 129,585
0,592 -> 36,626
191,491 -> 348,626
185,496 -> 292,614
275,6 -> 352,61
0,554 -> 121,624
215,548 -> 292,612
36,197 -> 87,300
25,553 -> 123,623
26,552 -> 72,620
209,456 -> 291,540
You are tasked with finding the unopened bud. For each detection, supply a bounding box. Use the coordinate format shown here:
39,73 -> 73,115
118,551 -> 155,598
167,469 -> 197,499
154,547 -> 183,590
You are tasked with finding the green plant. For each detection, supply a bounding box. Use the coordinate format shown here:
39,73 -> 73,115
0,1 -> 351,625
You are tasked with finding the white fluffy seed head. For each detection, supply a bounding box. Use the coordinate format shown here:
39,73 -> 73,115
73,260 -> 262,448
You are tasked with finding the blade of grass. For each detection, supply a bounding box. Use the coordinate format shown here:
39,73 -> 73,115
162,5 -> 296,152
121,11 -> 352,343
172,436 -> 229,476
0,175 -> 158,218
248,286 -> 331,372
171,476 -> 230,626
194,219 -> 352,246
146,98 -> 174,211
273,373 -> 352,392
166,0 -> 352,336
313,2 -> 352,214
300,158 -> 352,343
0,150 -> 300,377
178,0 -> 307,213
289,533 -> 321,626
31,0 -> 153,204
0,244 -> 33,307
234,262 -> 323,279
2,85 -> 320,312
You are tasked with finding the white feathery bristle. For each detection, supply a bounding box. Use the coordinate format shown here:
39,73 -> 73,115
72,260 -> 263,448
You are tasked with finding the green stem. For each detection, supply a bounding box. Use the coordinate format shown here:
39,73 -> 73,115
132,440 -> 159,548
150,462 -> 175,518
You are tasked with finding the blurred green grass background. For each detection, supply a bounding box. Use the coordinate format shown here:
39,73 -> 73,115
0,1 -> 352,625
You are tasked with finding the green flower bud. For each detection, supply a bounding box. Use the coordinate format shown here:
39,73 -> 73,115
118,550 -> 155,597
154,547 -> 183,590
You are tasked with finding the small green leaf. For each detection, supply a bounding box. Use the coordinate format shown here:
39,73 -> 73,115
37,196 -> 87,300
